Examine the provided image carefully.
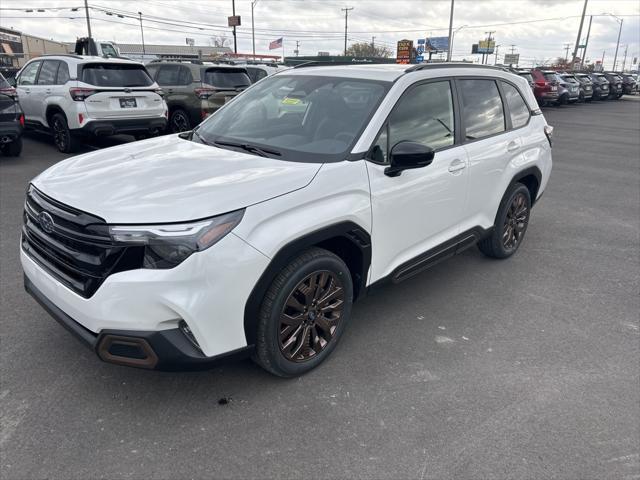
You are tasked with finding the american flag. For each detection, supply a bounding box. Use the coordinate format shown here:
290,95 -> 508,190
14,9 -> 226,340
269,38 -> 283,50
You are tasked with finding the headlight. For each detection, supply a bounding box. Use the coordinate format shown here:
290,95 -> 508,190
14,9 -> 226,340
109,210 -> 244,269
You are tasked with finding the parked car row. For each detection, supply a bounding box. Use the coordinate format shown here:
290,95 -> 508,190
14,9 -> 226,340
513,68 -> 636,107
0,55 -> 282,156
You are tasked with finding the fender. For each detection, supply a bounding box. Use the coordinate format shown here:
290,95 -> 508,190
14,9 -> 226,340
243,221 -> 371,345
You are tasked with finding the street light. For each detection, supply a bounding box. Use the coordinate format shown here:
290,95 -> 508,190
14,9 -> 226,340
251,0 -> 259,60
602,12 -> 623,71
449,24 -> 467,61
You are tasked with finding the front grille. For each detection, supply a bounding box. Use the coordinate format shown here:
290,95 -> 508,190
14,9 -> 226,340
21,186 -> 142,298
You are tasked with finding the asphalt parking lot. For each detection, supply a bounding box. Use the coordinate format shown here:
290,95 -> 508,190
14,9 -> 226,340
1,97 -> 639,480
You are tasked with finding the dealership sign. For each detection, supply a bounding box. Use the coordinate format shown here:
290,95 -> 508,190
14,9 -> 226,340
477,40 -> 496,54
425,37 -> 449,52
503,53 -> 520,65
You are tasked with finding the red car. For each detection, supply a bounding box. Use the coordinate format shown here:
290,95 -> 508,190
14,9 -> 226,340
529,69 -> 560,106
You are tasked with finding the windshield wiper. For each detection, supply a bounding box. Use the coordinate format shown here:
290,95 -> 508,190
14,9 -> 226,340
213,140 -> 281,157
192,129 -> 213,146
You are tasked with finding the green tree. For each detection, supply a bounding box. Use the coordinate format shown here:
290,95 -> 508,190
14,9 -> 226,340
345,42 -> 392,58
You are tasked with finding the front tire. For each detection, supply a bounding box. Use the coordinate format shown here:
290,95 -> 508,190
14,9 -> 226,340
51,113 -> 79,153
0,136 -> 22,156
254,248 -> 353,377
478,183 -> 531,259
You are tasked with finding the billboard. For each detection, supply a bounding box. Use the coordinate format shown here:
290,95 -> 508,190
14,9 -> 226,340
477,40 -> 496,54
503,53 -> 519,65
425,36 -> 449,52
396,39 -> 413,64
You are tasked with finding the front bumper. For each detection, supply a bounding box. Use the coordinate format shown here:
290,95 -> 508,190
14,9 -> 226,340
77,117 -> 167,136
24,275 -> 252,370
21,231 -> 271,370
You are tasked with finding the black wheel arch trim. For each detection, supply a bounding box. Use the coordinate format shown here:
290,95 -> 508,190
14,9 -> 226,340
511,166 -> 542,206
243,221 -> 371,346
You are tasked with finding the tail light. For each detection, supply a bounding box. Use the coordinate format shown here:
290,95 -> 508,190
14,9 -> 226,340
69,87 -> 97,101
0,86 -> 18,99
544,125 -> 554,148
194,85 -> 216,99
19,113 -> 25,127
201,110 -> 209,120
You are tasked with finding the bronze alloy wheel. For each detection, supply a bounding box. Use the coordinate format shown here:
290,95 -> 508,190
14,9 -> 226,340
279,270 -> 345,362
170,111 -> 190,133
503,192 -> 529,251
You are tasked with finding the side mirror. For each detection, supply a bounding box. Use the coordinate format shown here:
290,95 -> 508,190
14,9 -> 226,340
384,141 -> 435,177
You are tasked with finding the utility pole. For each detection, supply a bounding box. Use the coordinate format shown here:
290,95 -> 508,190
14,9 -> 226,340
510,44 -> 516,54
571,0 -> 588,65
83,0 -> 92,41
371,36 -> 375,51
138,12 -> 146,56
446,0 -> 455,61
494,45 -> 500,65
564,43 -> 571,62
581,15 -> 593,69
621,44 -> 628,71
612,17 -> 623,71
342,7 -> 354,56
295,40 -> 300,57
601,50 -> 605,68
232,0 -> 237,54
251,0 -> 259,60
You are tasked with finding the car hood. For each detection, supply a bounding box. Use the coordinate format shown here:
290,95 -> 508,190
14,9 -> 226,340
32,134 -> 322,223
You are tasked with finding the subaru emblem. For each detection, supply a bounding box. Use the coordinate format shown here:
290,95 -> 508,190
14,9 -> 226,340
38,211 -> 55,234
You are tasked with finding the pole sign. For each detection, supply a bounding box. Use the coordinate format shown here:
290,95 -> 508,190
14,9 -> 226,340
227,15 -> 241,27
503,53 -> 519,65
185,38 -> 195,46
396,39 -> 413,64
425,36 -> 450,52
477,40 -> 496,54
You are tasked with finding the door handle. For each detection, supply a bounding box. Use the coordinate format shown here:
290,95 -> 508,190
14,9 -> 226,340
507,141 -> 520,153
45,89 -> 52,94
448,158 -> 466,173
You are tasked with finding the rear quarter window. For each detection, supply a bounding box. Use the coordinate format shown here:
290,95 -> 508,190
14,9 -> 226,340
81,63 -> 153,87
459,79 -> 505,140
501,82 -> 530,129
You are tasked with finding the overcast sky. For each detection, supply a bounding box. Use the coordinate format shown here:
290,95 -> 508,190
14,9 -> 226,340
1,0 -> 639,69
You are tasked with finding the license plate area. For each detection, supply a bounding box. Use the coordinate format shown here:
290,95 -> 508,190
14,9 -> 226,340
119,97 -> 137,108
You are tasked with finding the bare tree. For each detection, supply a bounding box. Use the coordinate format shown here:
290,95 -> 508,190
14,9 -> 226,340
345,42 -> 392,58
211,35 -> 229,48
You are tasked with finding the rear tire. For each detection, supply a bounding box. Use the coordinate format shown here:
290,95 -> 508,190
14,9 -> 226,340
169,109 -> 191,133
254,248 -> 353,377
51,113 -> 79,153
1,136 -> 22,156
478,183 -> 531,259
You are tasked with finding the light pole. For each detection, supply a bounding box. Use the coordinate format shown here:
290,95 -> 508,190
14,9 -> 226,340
232,0 -> 237,54
449,24 -> 467,62
494,44 -> 500,65
84,0 -> 92,42
571,0 -> 588,65
602,13 -> 623,71
580,15 -> 593,69
446,0 -> 455,61
251,0 -> 259,60
138,12 -> 146,57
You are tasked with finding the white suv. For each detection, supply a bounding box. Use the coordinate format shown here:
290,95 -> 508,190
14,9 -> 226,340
14,55 -> 167,152
21,64 -> 552,376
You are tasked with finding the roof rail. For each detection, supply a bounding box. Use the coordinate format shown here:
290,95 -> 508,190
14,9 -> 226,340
36,54 -> 84,60
292,61 -> 382,69
405,63 -> 506,73
148,58 -> 205,65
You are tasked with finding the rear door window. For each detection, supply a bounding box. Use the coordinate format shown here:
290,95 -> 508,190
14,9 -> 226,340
501,82 -> 530,129
459,79 -> 505,140
37,60 -> 59,85
156,65 -> 181,86
518,73 -> 533,83
178,66 -> 192,85
81,63 -> 153,87
203,68 -> 251,89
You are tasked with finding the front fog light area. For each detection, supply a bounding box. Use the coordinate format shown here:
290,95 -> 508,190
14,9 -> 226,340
109,210 -> 244,269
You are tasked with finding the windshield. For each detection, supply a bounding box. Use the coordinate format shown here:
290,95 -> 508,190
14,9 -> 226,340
196,74 -> 390,162
203,68 -> 251,89
81,63 -> 153,87
562,75 -> 579,84
543,72 -> 558,82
